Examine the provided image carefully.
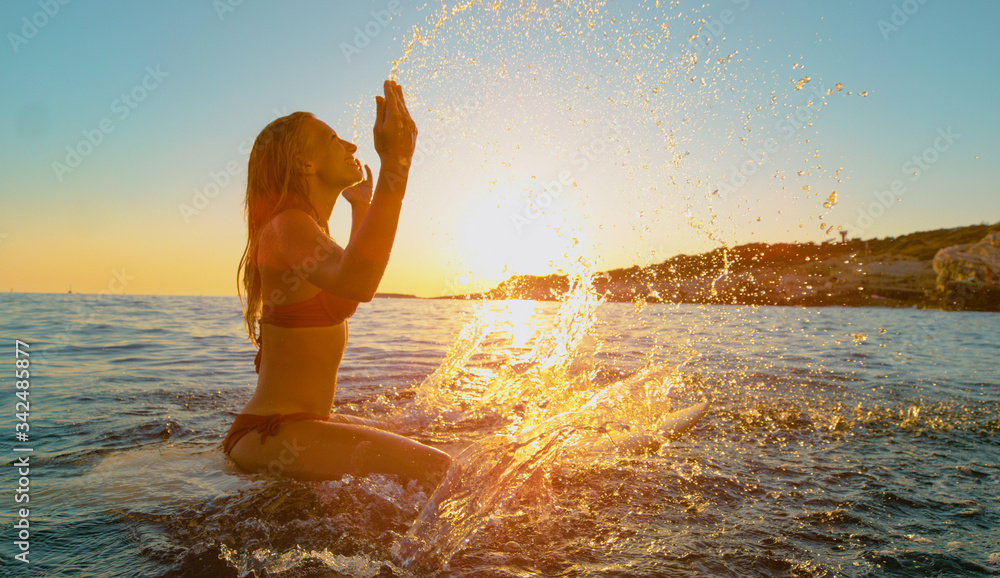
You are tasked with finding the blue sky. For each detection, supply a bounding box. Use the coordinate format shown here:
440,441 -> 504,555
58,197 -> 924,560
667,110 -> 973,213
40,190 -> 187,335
2,0 -> 998,296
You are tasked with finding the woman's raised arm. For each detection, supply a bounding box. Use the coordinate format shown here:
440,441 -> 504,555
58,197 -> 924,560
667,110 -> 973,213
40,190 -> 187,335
265,80 -> 418,302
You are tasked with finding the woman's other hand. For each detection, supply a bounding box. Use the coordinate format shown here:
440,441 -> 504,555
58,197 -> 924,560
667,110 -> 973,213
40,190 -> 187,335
342,162 -> 373,208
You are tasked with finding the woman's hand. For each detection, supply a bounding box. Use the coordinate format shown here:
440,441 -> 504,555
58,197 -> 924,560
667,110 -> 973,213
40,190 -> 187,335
373,80 -> 417,171
342,162 -> 373,208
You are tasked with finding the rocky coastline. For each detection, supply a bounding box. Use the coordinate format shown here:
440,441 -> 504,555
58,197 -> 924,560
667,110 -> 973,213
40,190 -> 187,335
437,223 -> 1000,312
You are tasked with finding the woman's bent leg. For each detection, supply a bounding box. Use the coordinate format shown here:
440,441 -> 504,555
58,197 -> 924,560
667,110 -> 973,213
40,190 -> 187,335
327,413 -> 394,430
228,420 -> 452,490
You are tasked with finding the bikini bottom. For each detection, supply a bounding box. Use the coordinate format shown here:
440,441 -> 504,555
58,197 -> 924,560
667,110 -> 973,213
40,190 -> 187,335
223,412 -> 330,456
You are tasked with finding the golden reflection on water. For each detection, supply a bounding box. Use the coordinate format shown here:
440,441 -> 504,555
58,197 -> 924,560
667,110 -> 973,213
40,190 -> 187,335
496,299 -> 539,350
394,266 -> 701,566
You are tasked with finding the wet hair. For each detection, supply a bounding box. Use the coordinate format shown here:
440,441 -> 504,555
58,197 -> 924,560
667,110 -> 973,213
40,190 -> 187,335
237,111 -> 326,346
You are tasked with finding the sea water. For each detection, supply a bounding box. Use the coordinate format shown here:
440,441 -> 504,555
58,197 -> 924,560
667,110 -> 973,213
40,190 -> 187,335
0,291 -> 997,576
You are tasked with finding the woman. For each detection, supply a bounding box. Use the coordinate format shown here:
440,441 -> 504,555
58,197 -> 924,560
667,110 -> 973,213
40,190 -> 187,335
224,80 -> 452,490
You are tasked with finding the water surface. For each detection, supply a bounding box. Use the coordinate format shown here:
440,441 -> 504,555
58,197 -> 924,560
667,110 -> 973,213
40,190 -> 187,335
0,292 -> 997,576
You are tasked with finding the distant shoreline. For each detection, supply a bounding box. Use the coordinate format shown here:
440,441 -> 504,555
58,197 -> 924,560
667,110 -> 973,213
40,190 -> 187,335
436,222 -> 1000,312
11,224 -> 997,310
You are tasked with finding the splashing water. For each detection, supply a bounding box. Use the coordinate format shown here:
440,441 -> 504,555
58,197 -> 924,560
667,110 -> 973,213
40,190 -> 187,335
351,0 -> 868,295
387,258 -> 703,567
389,0 -> 480,81
350,0 -> 873,570
395,255 -> 607,431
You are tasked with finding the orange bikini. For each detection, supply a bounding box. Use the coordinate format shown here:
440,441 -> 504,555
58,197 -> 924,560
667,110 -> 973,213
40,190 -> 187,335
253,289 -> 359,373
223,412 -> 331,455
259,289 -> 360,328
225,290 -> 360,457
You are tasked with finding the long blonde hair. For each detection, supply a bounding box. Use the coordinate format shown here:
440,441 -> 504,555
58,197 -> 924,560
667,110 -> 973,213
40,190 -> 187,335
238,111 -> 325,346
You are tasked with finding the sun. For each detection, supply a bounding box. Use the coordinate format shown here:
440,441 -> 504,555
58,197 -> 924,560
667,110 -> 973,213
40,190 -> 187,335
455,194 -> 578,290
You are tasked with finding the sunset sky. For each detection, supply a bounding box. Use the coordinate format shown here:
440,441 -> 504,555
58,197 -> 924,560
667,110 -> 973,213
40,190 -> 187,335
2,1 -> 998,297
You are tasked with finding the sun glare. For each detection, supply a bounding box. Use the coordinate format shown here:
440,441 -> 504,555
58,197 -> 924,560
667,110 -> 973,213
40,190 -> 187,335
501,300 -> 538,348
457,194 -> 579,289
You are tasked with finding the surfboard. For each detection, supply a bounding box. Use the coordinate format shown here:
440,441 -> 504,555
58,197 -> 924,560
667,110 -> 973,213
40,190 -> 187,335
657,398 -> 711,440
610,398 -> 711,454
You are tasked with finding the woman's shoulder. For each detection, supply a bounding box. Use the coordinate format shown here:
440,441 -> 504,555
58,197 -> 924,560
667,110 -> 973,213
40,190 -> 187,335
258,208 -> 338,268
263,207 -> 317,231
259,208 -> 324,244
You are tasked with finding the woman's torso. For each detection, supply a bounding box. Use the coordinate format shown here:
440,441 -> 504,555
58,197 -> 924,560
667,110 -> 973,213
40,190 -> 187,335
240,221 -> 350,416
242,321 -> 347,415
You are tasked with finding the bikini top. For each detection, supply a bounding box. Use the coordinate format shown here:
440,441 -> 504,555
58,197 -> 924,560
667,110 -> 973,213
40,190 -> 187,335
254,290 -> 359,373
260,290 -> 359,328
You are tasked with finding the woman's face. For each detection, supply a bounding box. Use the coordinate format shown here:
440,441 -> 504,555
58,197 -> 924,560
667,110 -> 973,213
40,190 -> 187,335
299,116 -> 363,189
